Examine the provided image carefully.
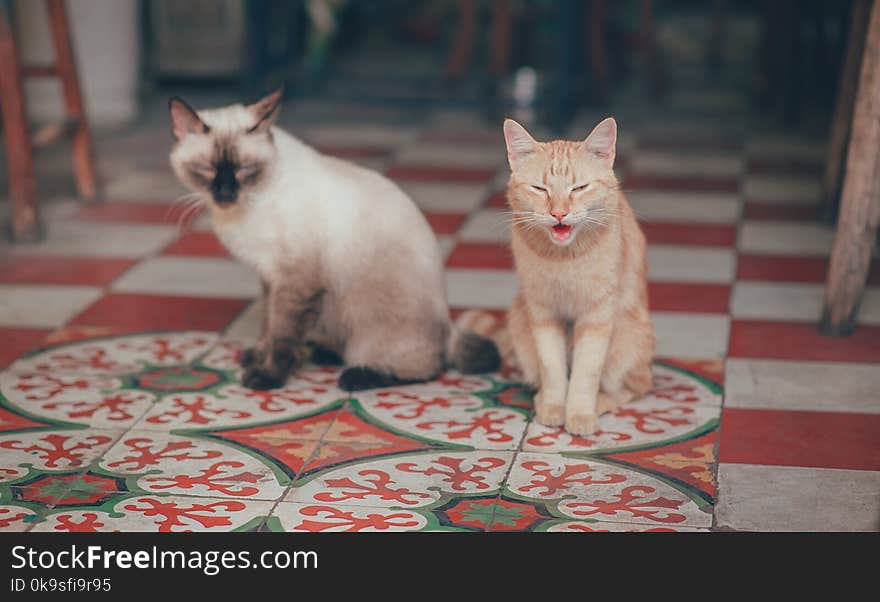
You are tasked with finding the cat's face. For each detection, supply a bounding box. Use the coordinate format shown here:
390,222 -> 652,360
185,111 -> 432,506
503,118 -> 619,246
168,90 -> 282,208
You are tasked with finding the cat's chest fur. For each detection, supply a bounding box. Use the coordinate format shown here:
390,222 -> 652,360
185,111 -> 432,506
210,199 -> 289,279
512,231 -> 619,320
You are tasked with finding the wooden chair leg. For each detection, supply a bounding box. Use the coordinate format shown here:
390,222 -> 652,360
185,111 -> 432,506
46,0 -> 98,202
445,0 -> 477,82
0,1 -> 41,241
821,0 -> 880,336
488,0 -> 513,79
821,0 -> 871,223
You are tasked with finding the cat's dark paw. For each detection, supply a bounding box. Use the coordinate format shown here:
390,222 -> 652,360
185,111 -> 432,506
239,347 -> 262,368
242,365 -> 286,390
338,366 -> 417,391
307,343 -> 344,366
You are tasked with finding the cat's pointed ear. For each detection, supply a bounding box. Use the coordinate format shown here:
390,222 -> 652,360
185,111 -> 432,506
247,88 -> 283,133
582,117 -> 617,167
503,118 -> 538,169
169,97 -> 209,140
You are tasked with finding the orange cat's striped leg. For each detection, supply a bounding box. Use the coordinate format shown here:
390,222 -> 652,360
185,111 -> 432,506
565,319 -> 613,436
531,320 -> 568,427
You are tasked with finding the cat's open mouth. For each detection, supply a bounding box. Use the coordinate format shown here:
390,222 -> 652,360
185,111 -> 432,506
551,223 -> 573,243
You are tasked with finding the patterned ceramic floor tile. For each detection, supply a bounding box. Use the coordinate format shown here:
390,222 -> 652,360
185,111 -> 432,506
534,520 -> 709,532
351,376 -> 529,450
0,429 -> 123,485
0,502 -> 41,532
32,494 -> 273,532
269,501 -> 468,532
287,450 -> 515,510
504,452 -> 713,528
97,430 -> 288,500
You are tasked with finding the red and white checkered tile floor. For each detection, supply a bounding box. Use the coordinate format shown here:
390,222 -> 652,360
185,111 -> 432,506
0,101 -> 878,532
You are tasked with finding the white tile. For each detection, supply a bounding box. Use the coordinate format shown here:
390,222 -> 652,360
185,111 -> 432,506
398,181 -> 489,213
732,282 -> 880,324
742,175 -> 822,204
746,135 -> 826,163
715,463 -> 880,531
445,268 -> 518,309
224,298 -> 263,343
629,150 -> 744,178
436,235 -> 455,260
724,358 -> 880,414
738,222 -> 835,256
0,220 -> 177,258
651,312 -> 730,358
628,191 -> 742,224
0,284 -> 102,328
104,170 -> 189,201
457,209 -> 511,244
647,245 -> 736,283
394,142 -> 503,170
301,124 -> 416,148
111,256 -> 261,298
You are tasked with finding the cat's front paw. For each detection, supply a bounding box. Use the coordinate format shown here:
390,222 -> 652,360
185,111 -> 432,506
534,395 -> 566,428
565,412 -> 599,437
241,365 -> 287,390
239,346 -> 264,368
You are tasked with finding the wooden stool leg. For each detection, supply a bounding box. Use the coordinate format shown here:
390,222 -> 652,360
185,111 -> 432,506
46,0 -> 98,202
0,1 -> 40,241
445,0 -> 477,82
821,0 -> 871,223
821,0 -> 880,336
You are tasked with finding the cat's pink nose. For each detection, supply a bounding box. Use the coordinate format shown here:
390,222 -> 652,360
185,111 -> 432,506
550,210 -> 568,222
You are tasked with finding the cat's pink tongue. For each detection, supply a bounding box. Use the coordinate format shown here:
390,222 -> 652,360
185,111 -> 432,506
551,224 -> 572,242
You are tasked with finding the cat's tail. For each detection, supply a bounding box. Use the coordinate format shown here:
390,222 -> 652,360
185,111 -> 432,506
446,310 -> 509,374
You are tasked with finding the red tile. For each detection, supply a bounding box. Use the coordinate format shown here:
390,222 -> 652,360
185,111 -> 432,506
446,242 -> 513,269
77,201 -> 180,224
311,145 -> 388,159
0,328 -> 50,368
719,408 -> 880,470
735,254 -> 880,284
729,320 -> 880,363
637,135 -> 741,152
641,222 -> 737,246
386,165 -> 495,183
647,282 -> 730,313
0,256 -> 134,286
423,212 -> 467,235
450,307 -> 507,323
747,157 -> 823,175
162,231 -> 230,257
420,130 -> 501,144
624,174 -> 739,193
69,293 -> 249,332
743,202 -> 819,221
487,190 -> 507,208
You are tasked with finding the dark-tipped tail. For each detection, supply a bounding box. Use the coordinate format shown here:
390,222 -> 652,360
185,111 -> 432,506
447,329 -> 501,374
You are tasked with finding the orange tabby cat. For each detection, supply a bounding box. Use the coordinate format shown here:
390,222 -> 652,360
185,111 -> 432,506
502,117 -> 654,436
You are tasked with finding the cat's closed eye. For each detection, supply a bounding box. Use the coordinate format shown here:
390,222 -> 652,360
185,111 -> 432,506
530,184 -> 548,194
571,183 -> 592,193
191,163 -> 214,179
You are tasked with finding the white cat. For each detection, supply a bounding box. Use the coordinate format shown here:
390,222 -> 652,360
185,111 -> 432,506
168,90 -> 499,390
